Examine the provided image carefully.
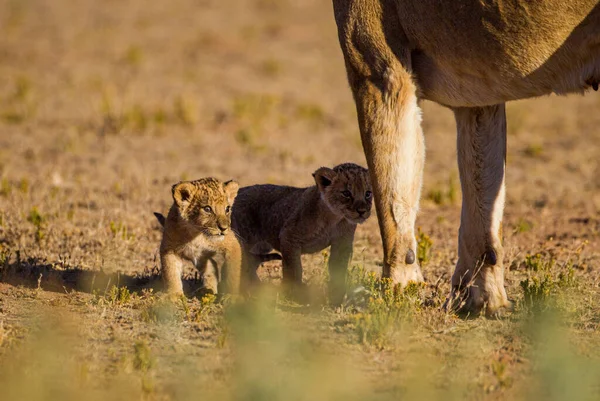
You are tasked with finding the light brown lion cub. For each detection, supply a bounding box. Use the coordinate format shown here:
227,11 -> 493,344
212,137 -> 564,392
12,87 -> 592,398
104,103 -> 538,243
231,163 -> 372,304
155,178 -> 242,297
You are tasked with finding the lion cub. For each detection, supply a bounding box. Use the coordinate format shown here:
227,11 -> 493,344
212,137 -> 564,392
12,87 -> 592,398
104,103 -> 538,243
231,163 -> 372,303
156,178 -> 242,297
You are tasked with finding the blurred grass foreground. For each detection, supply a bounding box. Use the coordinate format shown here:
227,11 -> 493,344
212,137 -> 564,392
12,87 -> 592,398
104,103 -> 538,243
1,262 -> 600,401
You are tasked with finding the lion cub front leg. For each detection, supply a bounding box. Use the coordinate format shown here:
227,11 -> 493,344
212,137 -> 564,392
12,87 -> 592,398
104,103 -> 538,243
161,251 -> 184,295
328,229 -> 356,305
219,233 -> 242,295
242,253 -> 262,287
279,234 -> 303,289
195,254 -> 219,295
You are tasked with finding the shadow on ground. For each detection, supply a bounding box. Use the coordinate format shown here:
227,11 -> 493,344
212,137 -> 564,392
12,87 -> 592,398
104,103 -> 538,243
0,253 -> 204,297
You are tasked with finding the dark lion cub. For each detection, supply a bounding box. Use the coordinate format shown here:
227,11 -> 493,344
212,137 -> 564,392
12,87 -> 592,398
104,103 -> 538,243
231,163 -> 372,303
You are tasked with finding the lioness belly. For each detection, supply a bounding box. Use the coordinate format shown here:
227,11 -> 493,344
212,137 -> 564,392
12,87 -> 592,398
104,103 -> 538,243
396,1 -> 600,106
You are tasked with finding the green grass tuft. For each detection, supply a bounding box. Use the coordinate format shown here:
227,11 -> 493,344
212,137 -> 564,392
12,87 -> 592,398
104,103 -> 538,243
416,228 -> 433,265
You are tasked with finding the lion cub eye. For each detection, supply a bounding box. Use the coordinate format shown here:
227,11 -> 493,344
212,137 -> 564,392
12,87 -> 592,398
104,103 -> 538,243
341,190 -> 352,198
365,191 -> 373,200
225,206 -> 231,214
203,206 -> 213,213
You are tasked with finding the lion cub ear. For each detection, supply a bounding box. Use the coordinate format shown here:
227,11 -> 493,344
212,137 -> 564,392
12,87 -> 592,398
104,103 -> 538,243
223,180 -> 239,203
313,167 -> 336,191
172,182 -> 195,209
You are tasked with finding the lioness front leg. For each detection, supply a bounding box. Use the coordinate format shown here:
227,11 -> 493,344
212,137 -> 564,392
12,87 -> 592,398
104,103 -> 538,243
328,229 -> 356,305
351,68 -> 426,285
358,73 -> 425,286
161,252 -> 184,295
334,2 -> 424,286
450,105 -> 510,315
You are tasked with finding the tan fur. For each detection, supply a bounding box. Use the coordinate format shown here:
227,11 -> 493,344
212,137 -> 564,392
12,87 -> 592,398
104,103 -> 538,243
231,163 -> 372,304
158,178 -> 242,296
332,0 -> 600,315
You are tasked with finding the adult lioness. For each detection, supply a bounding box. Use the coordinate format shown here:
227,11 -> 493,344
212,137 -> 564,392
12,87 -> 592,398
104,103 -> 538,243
231,163 -> 372,304
332,0 -> 600,314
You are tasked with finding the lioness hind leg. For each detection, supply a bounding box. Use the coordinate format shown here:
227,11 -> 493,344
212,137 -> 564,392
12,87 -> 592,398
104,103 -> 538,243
449,105 -> 510,315
334,2 -> 424,286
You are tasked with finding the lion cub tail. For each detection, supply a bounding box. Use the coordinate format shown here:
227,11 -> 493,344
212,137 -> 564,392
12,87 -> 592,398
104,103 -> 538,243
259,253 -> 282,262
249,240 -> 282,262
153,212 -> 166,228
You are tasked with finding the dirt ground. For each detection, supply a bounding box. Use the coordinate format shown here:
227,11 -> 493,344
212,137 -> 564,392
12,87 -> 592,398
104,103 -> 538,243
1,0 -> 600,400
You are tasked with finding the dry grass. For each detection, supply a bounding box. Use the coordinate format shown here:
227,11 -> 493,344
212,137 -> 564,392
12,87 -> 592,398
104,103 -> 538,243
1,0 -> 600,399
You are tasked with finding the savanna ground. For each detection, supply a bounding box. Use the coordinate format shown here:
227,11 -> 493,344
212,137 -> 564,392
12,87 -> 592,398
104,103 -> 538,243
1,0 -> 600,400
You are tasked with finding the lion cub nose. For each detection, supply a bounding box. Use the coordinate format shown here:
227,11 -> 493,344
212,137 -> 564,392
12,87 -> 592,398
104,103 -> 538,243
355,201 -> 369,217
356,205 -> 368,216
217,221 -> 229,235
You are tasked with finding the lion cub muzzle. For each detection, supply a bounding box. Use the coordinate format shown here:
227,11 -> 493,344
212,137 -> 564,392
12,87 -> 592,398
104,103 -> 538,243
216,217 -> 230,235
